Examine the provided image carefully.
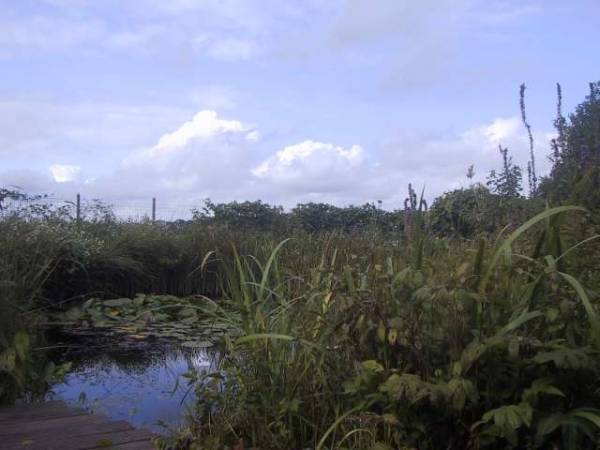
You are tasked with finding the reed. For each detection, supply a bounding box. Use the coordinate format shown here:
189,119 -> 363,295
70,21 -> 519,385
156,206 -> 600,450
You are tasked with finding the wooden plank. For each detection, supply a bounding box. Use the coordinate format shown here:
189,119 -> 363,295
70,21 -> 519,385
100,440 -> 156,450
0,428 -> 155,450
0,408 -> 89,424
0,418 -> 135,438
0,413 -> 114,435
0,401 -> 84,421
0,401 -> 156,450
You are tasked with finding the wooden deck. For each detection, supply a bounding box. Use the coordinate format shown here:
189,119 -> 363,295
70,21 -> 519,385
0,401 -> 157,450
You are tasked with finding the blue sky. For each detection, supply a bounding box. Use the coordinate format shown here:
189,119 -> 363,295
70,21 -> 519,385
1,0 -> 599,213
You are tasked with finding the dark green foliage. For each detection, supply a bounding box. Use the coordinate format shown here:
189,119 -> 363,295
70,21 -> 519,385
291,202 -> 402,233
539,81 -> 600,209
0,216 -> 72,404
429,185 -> 534,238
192,199 -> 404,234
430,185 -> 496,237
487,145 -> 523,199
192,199 -> 286,231
0,330 -> 70,405
4,80 -> 600,449
520,83 -> 538,196
156,206 -> 600,450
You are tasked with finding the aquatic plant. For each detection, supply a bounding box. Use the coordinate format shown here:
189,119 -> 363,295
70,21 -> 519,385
159,206 -> 600,450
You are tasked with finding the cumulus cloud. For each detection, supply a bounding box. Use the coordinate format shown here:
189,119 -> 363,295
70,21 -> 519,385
95,110 -> 261,202
152,110 -> 246,151
125,110 -> 257,166
1,107 -> 553,210
253,140 -> 364,190
373,116 -> 552,201
481,117 -> 522,144
49,164 -> 81,183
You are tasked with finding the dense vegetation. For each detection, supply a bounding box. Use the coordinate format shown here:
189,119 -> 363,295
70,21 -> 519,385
2,82 -> 600,449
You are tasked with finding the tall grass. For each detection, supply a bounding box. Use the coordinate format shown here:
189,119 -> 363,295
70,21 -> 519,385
0,218 -> 72,403
164,206 -> 600,450
3,201 -> 600,448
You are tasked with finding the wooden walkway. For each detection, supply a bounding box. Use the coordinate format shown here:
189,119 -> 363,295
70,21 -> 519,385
0,401 -> 157,450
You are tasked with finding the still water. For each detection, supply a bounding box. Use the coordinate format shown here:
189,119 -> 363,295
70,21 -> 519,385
49,344 -> 213,433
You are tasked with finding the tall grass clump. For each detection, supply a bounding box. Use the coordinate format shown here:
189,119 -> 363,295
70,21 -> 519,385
0,218 -> 71,404
166,206 -> 600,450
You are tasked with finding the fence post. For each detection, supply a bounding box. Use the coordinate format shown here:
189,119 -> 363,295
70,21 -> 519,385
76,193 -> 81,225
152,197 -> 156,223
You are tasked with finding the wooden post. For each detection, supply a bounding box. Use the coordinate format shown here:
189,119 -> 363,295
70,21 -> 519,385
76,193 -> 81,225
152,197 -> 156,223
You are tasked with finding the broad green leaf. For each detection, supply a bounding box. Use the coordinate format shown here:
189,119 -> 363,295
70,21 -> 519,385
573,409 -> 600,428
361,360 -> 384,374
559,271 -> 600,345
14,330 -> 30,360
480,206 -> 586,291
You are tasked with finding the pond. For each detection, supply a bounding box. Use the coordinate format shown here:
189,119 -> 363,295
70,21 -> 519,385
48,342 -> 214,434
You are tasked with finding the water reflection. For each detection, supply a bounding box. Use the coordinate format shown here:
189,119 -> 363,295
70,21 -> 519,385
49,344 -> 214,433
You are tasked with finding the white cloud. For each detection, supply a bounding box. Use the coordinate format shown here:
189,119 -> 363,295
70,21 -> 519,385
482,117 -> 522,144
253,140 -> 363,181
1,108 -> 553,210
374,115 -> 552,200
49,164 -> 81,183
246,129 -> 261,142
98,109 -> 260,202
153,110 -> 246,151
126,110 -> 256,165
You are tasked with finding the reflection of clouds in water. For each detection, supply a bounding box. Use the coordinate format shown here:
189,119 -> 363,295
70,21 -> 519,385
50,348 -> 215,433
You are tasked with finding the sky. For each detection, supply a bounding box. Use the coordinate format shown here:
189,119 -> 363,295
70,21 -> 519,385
1,0 -> 599,215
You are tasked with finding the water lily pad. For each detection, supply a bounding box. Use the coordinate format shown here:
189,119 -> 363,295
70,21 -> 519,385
128,334 -> 147,340
103,298 -> 134,308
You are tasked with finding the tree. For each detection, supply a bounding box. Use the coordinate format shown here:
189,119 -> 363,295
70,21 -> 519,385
192,199 -> 285,230
487,145 -> 523,198
466,165 -> 475,182
430,184 -> 492,237
539,81 -> 600,209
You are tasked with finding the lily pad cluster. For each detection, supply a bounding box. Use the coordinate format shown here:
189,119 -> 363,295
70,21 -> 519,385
59,294 -> 231,349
